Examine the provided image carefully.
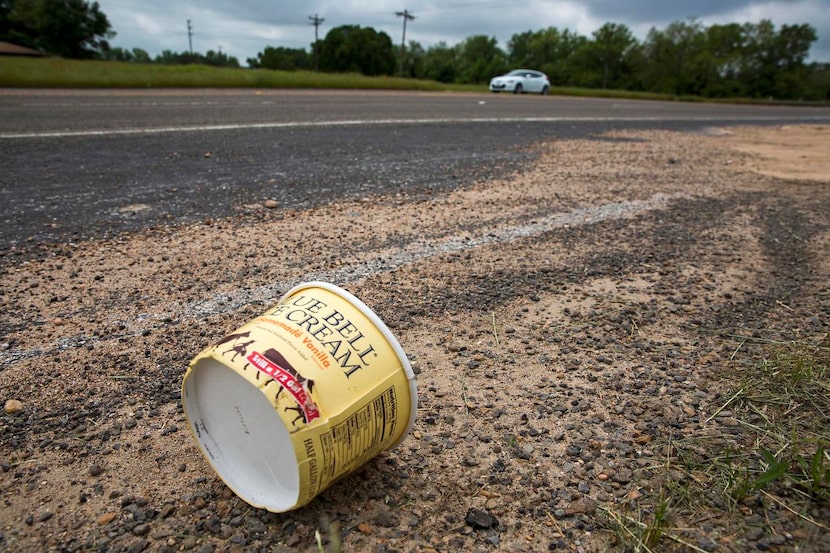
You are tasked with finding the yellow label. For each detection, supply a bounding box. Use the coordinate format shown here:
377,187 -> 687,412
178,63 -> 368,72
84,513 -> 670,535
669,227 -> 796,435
187,284 -> 415,510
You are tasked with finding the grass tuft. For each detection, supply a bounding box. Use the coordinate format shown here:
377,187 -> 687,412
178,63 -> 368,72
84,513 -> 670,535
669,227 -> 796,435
602,333 -> 830,550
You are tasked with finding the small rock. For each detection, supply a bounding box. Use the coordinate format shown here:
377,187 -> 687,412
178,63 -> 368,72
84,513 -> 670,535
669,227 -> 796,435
465,508 -> 498,529
132,523 -> 150,536
374,511 -> 398,528
89,464 -> 104,476
514,443 -> 534,459
612,468 -> 632,484
264,199 -> 279,209
565,498 -> 596,516
357,522 -> 372,535
127,538 -> 149,553
484,531 -> 500,546
97,512 -> 117,525
4,399 -> 23,414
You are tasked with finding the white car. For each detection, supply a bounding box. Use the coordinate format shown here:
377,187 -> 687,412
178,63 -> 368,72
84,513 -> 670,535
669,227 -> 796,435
489,69 -> 550,95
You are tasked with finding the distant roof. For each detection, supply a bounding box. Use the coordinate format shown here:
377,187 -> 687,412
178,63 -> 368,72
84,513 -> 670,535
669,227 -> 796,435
0,41 -> 44,57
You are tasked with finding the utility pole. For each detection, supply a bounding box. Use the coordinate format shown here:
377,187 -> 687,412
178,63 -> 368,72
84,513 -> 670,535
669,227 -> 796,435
187,19 -> 193,55
308,13 -> 324,71
395,9 -> 415,77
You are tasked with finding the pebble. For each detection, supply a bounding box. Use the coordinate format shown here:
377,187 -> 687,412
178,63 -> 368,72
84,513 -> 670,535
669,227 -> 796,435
264,199 -> 279,209
374,511 -> 398,528
127,539 -> 149,553
465,508 -> 498,529
4,399 -> 23,414
97,512 -> 117,525
132,523 -> 150,536
564,498 -> 596,516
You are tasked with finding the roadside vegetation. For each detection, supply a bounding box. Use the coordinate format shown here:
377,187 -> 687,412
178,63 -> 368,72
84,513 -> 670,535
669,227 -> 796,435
0,57 -> 687,102
0,57 -> 479,91
603,335 -> 830,551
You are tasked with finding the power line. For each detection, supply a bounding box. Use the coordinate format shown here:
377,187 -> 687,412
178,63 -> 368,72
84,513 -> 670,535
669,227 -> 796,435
395,9 -> 415,76
308,13 -> 324,71
308,13 -> 324,42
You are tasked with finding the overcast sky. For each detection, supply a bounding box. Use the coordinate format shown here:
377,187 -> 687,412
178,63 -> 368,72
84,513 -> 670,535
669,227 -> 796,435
97,0 -> 830,65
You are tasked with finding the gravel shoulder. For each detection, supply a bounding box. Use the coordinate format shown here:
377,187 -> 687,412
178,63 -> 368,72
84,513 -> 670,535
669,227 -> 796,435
1,125 -> 829,552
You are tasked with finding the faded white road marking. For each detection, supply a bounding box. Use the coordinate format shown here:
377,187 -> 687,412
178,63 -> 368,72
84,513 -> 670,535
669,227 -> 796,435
3,116 -> 829,139
1,193 -> 676,366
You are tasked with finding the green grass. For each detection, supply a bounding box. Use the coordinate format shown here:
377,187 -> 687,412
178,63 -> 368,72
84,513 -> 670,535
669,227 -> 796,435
0,57 -> 478,91
603,334 -> 830,552
2,57 -> 823,106
0,57 -> 679,101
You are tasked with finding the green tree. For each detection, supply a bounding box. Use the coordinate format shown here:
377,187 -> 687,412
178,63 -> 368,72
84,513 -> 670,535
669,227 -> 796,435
507,27 -> 588,86
422,41 -> 458,83
702,23 -> 745,97
588,23 -> 637,89
400,40 -> 425,78
805,62 -> 830,101
0,0 -> 13,39
103,45 -> 132,61
456,35 -> 506,84
248,46 -> 310,71
131,47 -> 150,63
545,28 -> 587,85
639,19 -> 710,95
2,0 -> 113,58
318,25 -> 396,76
740,20 -> 816,98
102,46 -> 149,63
507,30 -> 534,67
154,49 -> 239,68
204,48 -> 239,68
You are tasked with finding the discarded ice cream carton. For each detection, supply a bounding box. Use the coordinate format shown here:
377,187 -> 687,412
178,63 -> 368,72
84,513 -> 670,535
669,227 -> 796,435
182,281 -> 418,512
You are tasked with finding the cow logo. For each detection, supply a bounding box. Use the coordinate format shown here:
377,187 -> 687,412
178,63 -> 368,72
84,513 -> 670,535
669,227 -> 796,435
246,348 -> 320,428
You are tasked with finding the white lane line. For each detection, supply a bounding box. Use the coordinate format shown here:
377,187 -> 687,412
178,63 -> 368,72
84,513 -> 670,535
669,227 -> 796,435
3,115 -> 829,139
1,193 -> 676,366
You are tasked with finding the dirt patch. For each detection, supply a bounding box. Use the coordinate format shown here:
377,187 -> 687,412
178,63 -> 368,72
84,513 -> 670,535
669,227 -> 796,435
723,124 -> 830,182
1,125 -> 828,552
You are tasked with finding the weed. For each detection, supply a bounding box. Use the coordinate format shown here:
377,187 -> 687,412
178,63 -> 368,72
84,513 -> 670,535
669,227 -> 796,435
600,334 -> 830,550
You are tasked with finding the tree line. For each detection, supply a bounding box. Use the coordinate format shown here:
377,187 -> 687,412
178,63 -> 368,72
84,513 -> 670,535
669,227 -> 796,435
251,20 -> 828,101
2,0 -> 827,100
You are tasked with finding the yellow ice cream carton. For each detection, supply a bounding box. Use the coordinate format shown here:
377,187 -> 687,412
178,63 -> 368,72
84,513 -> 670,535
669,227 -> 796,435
182,282 -> 418,512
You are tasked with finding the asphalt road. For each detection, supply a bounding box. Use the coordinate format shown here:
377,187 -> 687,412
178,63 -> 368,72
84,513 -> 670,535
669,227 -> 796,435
1,89 -> 829,254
